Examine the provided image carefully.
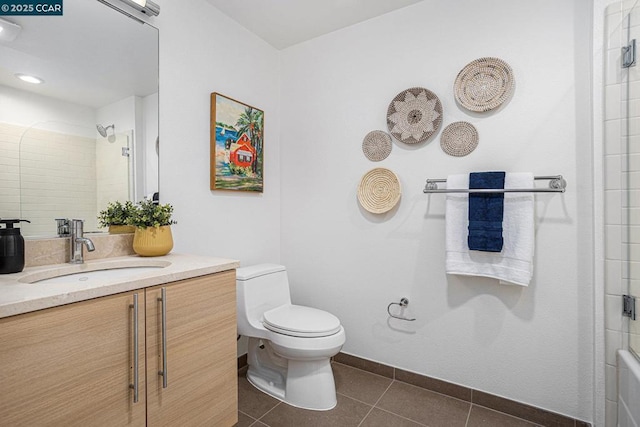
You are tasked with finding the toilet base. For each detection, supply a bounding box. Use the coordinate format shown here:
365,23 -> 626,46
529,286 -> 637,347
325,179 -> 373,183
246,338 -> 338,411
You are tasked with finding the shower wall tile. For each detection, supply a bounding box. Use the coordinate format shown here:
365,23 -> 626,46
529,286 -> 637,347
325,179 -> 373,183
5,125 -> 99,236
606,225 -> 623,259
606,190 -> 622,224
607,329 -> 623,366
623,156 -> 640,173
606,85 -> 623,120
606,398 -> 618,427
606,364 -> 618,401
607,49 -> 623,85
606,155 -> 623,190
607,260 -> 623,295
606,295 -> 623,331
605,121 -> 622,155
623,189 -> 640,206
627,80 -> 640,100
606,11 -> 623,49
0,123 -> 23,220
622,117 -> 640,135
624,225 -> 640,242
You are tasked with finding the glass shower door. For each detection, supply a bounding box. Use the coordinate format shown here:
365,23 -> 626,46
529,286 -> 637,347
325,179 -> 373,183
623,4 -> 640,359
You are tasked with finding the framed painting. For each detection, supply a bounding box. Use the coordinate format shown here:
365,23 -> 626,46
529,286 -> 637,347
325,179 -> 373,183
210,93 -> 264,192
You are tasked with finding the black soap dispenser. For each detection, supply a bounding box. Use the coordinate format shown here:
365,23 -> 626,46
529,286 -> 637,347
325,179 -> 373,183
0,219 -> 30,274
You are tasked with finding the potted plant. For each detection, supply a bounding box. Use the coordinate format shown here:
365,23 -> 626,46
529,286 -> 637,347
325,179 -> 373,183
97,201 -> 136,234
127,199 -> 175,257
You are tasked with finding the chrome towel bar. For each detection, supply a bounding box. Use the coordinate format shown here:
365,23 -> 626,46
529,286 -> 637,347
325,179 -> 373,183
423,175 -> 566,194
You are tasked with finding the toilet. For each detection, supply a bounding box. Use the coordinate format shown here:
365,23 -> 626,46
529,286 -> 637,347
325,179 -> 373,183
236,264 -> 346,411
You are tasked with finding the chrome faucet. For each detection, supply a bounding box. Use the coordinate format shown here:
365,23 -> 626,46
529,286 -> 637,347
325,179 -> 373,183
69,219 -> 95,264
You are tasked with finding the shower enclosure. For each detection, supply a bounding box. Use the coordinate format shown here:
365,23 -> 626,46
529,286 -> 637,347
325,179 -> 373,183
17,121 -> 135,236
606,2 -> 640,425
619,1 -> 640,363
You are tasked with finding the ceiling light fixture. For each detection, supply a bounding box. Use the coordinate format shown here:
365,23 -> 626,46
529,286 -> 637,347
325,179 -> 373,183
0,17 -> 22,42
119,0 -> 160,16
15,74 -> 44,84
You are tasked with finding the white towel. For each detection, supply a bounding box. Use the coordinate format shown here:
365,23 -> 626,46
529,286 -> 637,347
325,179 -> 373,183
445,173 -> 534,286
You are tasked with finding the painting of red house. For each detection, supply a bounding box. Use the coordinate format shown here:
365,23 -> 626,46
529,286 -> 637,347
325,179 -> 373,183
211,92 -> 264,192
230,133 -> 256,168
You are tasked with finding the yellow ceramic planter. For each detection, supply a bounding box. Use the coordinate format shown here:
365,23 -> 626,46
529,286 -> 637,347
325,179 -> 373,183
108,225 -> 135,234
133,225 -> 173,257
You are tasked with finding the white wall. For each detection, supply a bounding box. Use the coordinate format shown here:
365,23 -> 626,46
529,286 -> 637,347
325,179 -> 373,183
0,85 -> 95,134
280,0 -> 593,421
155,0 -> 281,265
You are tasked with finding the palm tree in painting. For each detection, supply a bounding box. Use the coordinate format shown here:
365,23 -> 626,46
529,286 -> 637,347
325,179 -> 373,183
236,107 -> 263,175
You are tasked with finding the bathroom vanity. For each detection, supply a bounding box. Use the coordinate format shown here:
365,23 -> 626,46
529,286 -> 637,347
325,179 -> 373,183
0,253 -> 239,426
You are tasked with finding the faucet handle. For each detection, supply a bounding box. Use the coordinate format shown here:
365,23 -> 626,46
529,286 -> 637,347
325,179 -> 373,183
55,218 -> 70,236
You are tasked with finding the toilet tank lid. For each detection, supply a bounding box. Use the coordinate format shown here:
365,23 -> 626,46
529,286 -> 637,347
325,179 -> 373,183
236,263 -> 286,281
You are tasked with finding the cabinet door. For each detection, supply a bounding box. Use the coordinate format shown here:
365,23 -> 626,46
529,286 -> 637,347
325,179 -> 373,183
146,271 -> 237,427
0,291 -> 146,426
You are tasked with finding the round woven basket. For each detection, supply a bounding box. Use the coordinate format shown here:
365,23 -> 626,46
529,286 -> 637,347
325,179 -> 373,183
454,57 -> 514,112
357,168 -> 401,214
387,87 -> 442,144
440,121 -> 479,157
362,130 -> 392,161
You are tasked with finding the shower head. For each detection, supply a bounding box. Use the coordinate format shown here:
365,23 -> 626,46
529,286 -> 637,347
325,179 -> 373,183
96,124 -> 115,138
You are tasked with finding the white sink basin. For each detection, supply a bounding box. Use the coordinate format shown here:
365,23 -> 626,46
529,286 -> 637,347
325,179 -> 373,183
33,267 -> 165,284
19,260 -> 172,285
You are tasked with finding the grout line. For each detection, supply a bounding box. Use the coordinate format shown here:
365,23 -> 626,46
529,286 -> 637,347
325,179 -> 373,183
239,409 -> 258,422
464,404 -> 472,427
253,401 -> 282,426
356,380 -> 394,427
372,406 -> 429,426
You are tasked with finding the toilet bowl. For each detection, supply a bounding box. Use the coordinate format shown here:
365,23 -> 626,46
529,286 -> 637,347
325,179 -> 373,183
236,264 -> 346,411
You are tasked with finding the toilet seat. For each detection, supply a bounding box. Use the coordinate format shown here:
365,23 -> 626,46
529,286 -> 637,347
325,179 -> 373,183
263,305 -> 342,338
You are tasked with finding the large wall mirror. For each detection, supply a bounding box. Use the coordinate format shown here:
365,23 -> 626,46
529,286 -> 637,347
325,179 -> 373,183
0,0 -> 159,237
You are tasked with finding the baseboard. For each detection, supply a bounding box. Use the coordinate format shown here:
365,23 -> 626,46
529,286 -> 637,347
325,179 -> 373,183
331,352 -> 591,427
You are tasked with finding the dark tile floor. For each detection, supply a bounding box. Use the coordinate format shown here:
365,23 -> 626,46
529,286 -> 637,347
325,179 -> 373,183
236,362 -> 542,427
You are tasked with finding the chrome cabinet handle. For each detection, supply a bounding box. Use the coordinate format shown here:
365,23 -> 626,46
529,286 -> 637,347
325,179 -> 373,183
158,287 -> 168,388
129,293 -> 139,403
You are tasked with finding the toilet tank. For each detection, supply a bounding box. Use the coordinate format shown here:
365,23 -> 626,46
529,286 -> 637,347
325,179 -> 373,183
236,264 -> 292,334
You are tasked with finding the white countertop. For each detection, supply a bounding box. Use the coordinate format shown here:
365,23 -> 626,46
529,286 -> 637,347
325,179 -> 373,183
0,253 -> 240,319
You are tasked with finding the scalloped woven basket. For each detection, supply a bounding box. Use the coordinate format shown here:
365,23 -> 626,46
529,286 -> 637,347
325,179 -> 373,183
386,87 -> 443,144
362,130 -> 392,161
440,121 -> 479,157
357,168 -> 401,214
454,57 -> 514,112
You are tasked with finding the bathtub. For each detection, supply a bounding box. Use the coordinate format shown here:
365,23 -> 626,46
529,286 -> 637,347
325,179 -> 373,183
617,350 -> 640,427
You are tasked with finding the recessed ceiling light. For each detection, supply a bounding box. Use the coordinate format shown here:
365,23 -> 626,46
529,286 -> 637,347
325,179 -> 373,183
15,74 -> 44,84
0,17 -> 21,42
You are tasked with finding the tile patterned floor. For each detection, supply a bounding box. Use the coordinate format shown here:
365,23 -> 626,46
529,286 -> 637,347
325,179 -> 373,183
236,362 -> 542,427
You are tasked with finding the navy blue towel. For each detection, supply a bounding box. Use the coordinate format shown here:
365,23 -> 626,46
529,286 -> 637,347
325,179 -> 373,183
468,172 -> 505,252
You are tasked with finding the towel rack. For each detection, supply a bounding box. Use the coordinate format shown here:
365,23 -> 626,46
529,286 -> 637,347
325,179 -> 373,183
423,175 -> 566,194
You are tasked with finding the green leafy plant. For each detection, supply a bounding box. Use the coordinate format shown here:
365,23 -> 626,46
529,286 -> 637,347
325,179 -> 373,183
127,199 -> 175,229
97,201 -> 136,228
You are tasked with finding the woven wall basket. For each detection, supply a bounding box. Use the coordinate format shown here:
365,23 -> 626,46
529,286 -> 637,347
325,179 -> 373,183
362,130 -> 392,161
440,121 -> 478,157
387,87 -> 443,144
357,168 -> 401,214
454,57 -> 515,112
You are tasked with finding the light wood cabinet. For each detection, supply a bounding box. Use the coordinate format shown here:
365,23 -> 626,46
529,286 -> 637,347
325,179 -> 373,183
0,270 -> 237,426
146,271 -> 237,426
0,290 -> 147,426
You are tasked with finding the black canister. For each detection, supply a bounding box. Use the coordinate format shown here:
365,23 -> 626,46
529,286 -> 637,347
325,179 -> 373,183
0,219 -> 30,274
